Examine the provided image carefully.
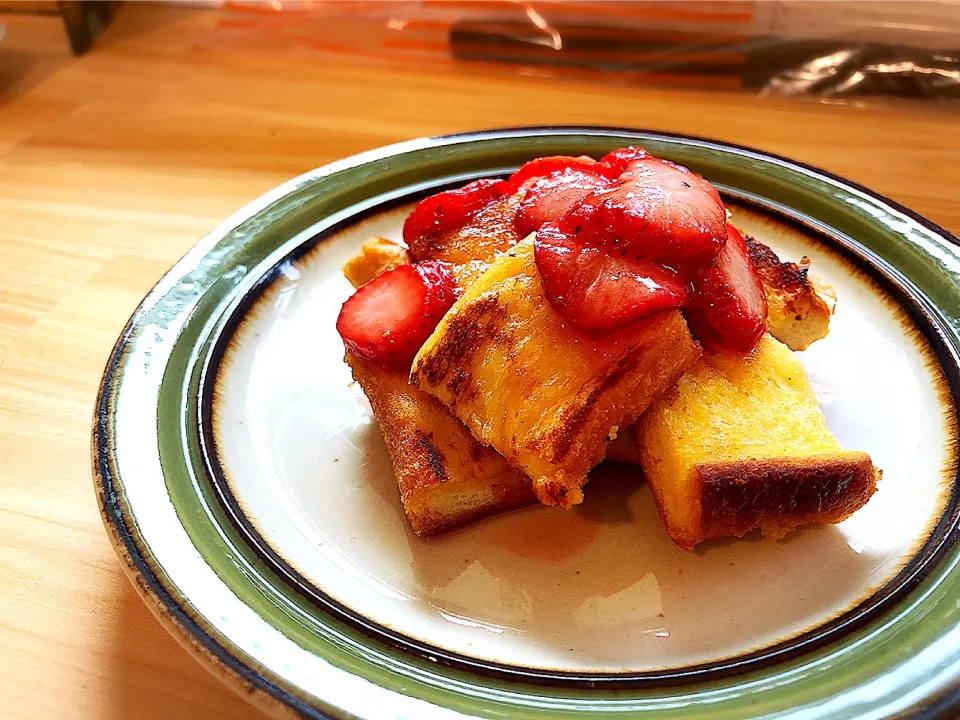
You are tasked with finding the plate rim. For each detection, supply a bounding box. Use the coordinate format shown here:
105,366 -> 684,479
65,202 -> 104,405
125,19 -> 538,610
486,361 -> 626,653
93,125 -> 960,720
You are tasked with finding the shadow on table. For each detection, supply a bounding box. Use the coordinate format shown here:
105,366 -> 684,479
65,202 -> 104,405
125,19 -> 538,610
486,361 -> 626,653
0,50 -> 53,100
109,572 -> 269,720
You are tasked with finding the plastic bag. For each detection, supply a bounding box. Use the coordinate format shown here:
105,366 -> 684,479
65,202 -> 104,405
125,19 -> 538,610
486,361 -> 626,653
211,1 -> 960,100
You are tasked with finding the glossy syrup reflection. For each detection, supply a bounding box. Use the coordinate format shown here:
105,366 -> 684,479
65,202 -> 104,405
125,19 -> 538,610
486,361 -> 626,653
392,457 -> 879,669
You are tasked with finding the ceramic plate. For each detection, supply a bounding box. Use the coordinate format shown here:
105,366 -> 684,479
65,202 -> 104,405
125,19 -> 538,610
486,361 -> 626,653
94,127 -> 960,719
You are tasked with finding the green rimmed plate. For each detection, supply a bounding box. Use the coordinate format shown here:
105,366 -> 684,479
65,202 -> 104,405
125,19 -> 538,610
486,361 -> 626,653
93,127 -> 960,719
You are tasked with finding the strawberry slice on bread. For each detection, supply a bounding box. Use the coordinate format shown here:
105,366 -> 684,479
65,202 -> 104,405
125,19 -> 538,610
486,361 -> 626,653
534,221 -> 689,333
687,223 -> 768,352
508,155 -> 613,189
562,157 -> 728,265
514,169 -> 613,237
336,261 -> 457,370
403,178 -> 510,247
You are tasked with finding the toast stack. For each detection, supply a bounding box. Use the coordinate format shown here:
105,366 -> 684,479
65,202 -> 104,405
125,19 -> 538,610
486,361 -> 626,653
341,188 -> 877,547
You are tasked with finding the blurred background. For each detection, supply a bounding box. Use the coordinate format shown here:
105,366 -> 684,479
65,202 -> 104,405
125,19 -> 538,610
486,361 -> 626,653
5,1 -> 960,98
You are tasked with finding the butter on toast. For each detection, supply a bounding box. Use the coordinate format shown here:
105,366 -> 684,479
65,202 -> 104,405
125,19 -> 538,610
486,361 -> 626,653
411,237 -> 701,508
636,334 -> 878,550
746,237 -> 834,351
347,354 -> 535,536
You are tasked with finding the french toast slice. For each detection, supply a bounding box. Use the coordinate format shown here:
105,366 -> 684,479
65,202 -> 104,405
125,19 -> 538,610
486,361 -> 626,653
342,237 -> 411,288
746,236 -> 834,351
606,236 -> 836,462
635,334 -> 879,550
342,226 -> 839,533
411,237 -> 701,508
347,354 -> 535,536
407,191 -> 524,286
342,236 -> 535,537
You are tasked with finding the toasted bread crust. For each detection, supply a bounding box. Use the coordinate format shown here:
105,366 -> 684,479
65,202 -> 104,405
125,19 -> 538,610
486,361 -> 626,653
645,453 -> 880,552
347,353 -> 535,536
412,294 -> 507,411
636,335 -> 880,550
746,237 -> 833,351
342,237 -> 412,288
746,237 -> 812,296
694,453 -> 879,548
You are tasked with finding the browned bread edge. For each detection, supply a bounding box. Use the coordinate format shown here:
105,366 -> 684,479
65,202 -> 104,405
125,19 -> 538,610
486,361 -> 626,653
660,453 -> 879,550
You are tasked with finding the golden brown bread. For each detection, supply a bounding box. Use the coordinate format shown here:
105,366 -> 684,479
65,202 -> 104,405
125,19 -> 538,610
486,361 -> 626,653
341,222 -> 851,540
694,454 -> 877,544
745,236 -> 834,351
411,237 -> 701,508
407,191 -> 524,286
345,236 -> 646,468
347,353 -> 535,536
635,334 -> 879,550
341,237 -> 411,288
341,234 -> 536,536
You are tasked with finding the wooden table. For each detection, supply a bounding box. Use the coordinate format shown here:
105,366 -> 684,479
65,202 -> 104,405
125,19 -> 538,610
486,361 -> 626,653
1,5 -> 958,718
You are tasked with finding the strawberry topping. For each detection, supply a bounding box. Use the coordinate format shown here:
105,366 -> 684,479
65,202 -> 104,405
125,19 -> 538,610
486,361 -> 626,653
527,149 -> 765,351
336,261 -> 456,370
599,145 -> 650,175
535,222 -> 689,333
403,179 -> 510,246
561,157 -> 727,265
380,147 -> 767,360
687,224 -> 768,352
508,155 -> 613,189
514,168 -> 613,237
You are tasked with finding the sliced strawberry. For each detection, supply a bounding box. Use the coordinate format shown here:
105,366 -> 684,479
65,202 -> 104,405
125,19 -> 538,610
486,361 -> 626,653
508,155 -> 610,189
559,157 -> 727,265
599,145 -> 650,175
688,224 -> 767,352
535,221 -> 689,333
514,168 -> 613,237
402,179 -> 510,246
336,261 -> 456,369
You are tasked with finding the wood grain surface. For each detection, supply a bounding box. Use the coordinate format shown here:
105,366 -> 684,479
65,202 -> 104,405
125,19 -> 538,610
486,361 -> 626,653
0,4 -> 958,719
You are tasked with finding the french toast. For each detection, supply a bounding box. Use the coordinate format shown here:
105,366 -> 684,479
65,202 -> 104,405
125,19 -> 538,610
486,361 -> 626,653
333,146 -> 880,549
635,334 -> 879,550
407,190 -> 524,286
344,230 -> 842,535
745,236 -> 834,351
607,236 -> 835,462
342,237 -> 411,288
411,237 -> 701,508
342,235 -> 535,536
346,353 -> 534,536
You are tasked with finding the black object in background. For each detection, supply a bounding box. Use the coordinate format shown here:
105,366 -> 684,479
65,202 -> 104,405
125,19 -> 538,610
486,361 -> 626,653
450,20 -> 960,99
0,1 -> 112,56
